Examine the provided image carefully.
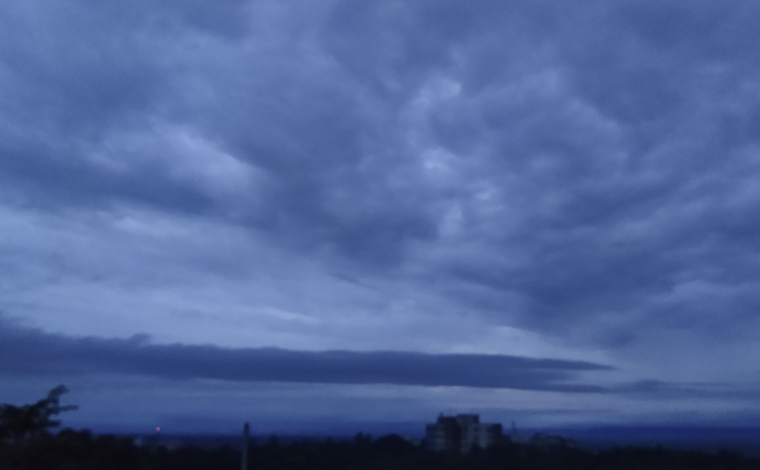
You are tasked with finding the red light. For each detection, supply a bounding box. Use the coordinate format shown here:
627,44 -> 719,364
155,427 -> 161,433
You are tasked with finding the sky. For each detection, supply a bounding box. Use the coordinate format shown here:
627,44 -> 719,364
2,0 -> 760,436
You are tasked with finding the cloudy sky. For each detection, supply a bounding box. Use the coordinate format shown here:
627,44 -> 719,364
2,0 -> 760,435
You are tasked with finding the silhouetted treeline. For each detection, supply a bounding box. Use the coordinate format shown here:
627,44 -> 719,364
2,388 -> 759,469
2,430 -> 760,470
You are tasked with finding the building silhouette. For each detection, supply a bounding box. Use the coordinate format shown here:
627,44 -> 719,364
424,413 -> 502,452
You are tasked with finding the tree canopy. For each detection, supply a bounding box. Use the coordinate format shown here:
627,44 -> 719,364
0,385 -> 77,442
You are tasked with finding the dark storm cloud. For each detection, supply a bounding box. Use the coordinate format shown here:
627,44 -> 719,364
397,0 -> 760,342
3,1 -> 760,430
1,0 -> 760,389
0,144 -> 215,215
0,0 -> 443,266
0,317 -> 609,392
0,3 -> 217,216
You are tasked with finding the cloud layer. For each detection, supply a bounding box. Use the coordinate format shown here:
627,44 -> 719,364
2,0 -> 760,430
0,317 -> 609,391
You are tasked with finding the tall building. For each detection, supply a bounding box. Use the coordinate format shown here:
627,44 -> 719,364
424,414 -> 502,452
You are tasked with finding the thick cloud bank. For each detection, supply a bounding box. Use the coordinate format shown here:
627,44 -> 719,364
0,318 -> 609,391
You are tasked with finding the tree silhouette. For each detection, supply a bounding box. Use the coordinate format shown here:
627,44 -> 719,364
0,385 -> 77,442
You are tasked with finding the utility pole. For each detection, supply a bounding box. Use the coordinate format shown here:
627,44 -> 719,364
241,422 -> 250,470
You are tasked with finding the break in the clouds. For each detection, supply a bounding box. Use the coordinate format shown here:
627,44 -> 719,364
2,0 -> 760,431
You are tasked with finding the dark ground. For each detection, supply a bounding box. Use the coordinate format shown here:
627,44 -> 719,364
4,428 -> 760,470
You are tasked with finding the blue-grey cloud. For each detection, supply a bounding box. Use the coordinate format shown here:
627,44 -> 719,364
0,316 -> 609,392
2,0 -> 760,429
